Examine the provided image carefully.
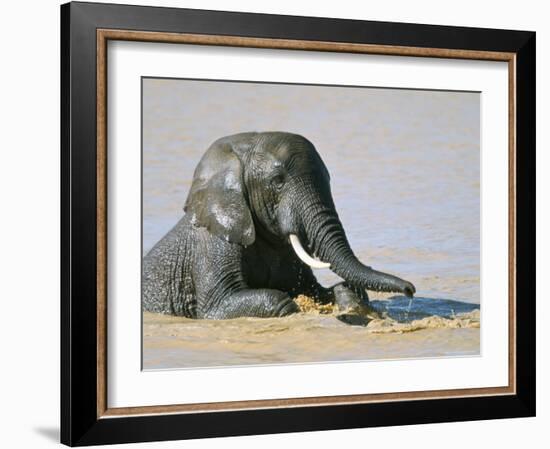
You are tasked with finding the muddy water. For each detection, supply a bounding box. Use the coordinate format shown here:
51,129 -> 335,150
143,308 -> 480,368
142,79 -> 480,369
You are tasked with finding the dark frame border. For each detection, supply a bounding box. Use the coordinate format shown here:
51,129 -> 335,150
61,1 -> 535,446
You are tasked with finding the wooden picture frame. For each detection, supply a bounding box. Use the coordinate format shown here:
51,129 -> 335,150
61,1 -> 535,446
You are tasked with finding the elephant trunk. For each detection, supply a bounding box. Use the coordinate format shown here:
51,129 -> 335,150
294,192 -> 415,297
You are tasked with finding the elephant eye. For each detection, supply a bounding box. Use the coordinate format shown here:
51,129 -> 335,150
271,174 -> 285,189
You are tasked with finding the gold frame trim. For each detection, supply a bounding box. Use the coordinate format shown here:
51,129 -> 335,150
96,29 -> 516,419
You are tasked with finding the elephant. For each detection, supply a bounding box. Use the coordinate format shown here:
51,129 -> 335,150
142,132 -> 415,320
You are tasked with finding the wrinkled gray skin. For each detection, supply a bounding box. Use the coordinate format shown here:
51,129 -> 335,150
143,132 -> 415,320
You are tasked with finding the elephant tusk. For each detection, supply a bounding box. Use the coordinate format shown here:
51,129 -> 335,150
289,234 -> 331,269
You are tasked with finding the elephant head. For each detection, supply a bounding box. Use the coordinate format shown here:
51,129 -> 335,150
185,131 -> 415,297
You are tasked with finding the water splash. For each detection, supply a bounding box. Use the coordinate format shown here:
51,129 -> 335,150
293,294 -> 480,331
370,296 -> 479,323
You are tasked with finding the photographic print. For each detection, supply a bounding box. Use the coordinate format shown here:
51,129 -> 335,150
62,5 -> 535,443
141,78 -> 481,369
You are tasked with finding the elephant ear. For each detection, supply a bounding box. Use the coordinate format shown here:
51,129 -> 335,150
184,141 -> 255,246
